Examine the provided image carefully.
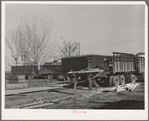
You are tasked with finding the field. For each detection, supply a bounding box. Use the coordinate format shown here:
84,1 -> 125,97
5,78 -> 144,109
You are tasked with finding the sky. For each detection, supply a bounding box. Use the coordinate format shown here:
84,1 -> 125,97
5,3 -> 146,70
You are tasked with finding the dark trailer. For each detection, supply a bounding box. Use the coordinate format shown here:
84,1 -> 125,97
39,65 -> 62,79
11,65 -> 38,80
62,54 -> 112,73
62,54 -> 112,82
11,60 -> 62,80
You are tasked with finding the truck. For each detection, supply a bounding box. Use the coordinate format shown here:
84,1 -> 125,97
63,52 -> 145,87
11,60 -> 62,80
39,64 -> 62,80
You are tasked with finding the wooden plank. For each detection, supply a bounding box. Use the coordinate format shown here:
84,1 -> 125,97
52,83 -> 71,87
5,86 -> 62,96
25,103 -> 53,109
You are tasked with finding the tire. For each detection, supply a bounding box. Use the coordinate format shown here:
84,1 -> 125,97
130,74 -> 136,83
109,76 -> 113,86
28,75 -> 34,80
48,74 -> 53,80
64,76 -> 70,82
112,76 -> 120,86
119,75 -> 125,85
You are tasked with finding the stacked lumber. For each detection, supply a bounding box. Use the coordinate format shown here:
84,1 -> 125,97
125,83 -> 140,91
6,75 -> 28,90
8,75 -> 26,84
83,90 -> 101,98
80,83 -> 140,99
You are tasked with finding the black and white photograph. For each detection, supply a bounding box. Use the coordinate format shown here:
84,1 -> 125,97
2,1 -> 148,120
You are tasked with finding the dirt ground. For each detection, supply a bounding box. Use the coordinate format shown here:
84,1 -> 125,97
5,79 -> 144,109
48,81 -> 145,109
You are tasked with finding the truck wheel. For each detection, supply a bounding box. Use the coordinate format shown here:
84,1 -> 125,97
64,76 -> 70,82
112,76 -> 119,86
48,74 -> 53,80
130,74 -> 136,83
109,76 -> 113,86
28,75 -> 34,80
119,75 -> 125,85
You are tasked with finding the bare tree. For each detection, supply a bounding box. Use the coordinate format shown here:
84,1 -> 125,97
54,37 -> 80,59
17,25 -> 32,63
5,29 -> 21,66
5,15 -> 56,66
23,15 -> 56,65
5,24 -> 33,66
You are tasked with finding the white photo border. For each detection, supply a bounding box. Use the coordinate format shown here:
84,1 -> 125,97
2,1 -> 148,120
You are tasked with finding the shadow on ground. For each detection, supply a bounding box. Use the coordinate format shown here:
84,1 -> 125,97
91,100 -> 144,109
